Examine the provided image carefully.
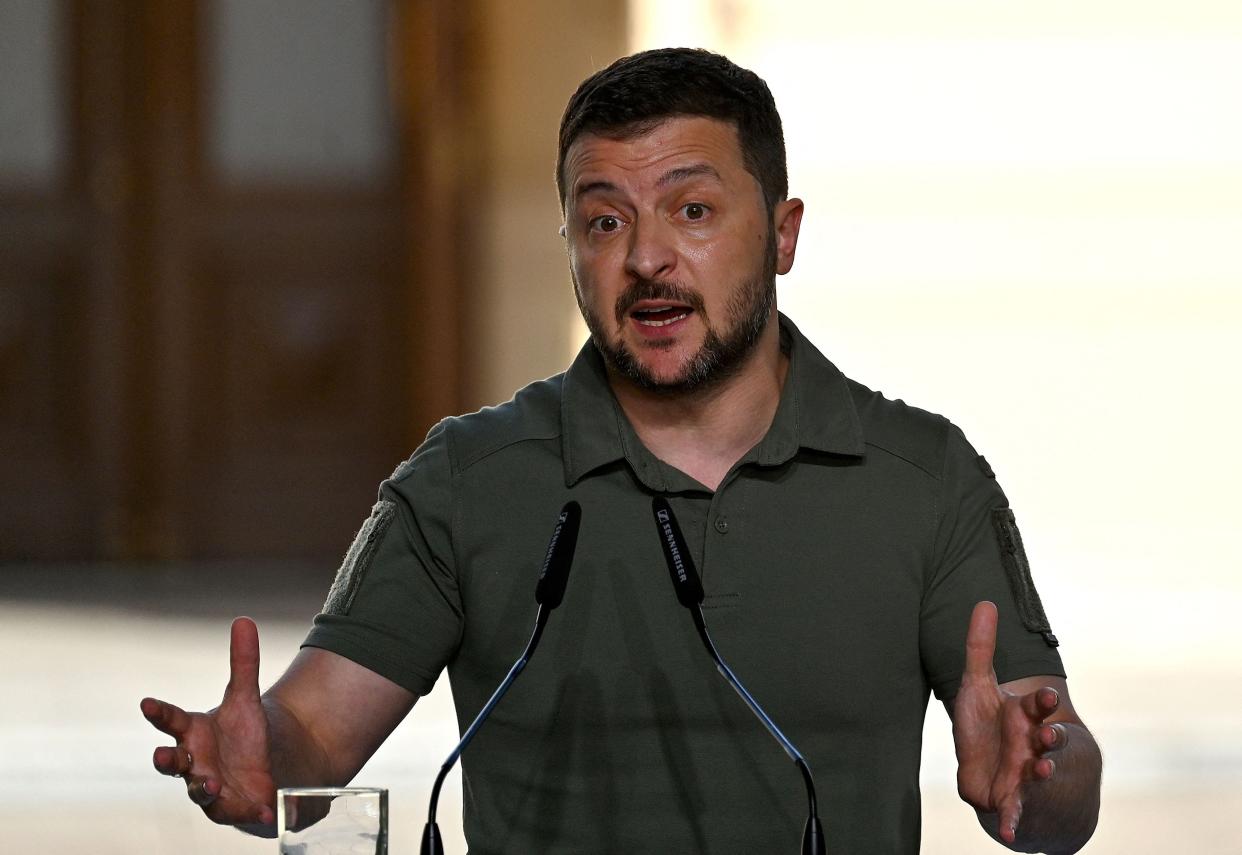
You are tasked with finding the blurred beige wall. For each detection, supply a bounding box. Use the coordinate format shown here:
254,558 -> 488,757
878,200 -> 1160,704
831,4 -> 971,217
464,0 -> 627,410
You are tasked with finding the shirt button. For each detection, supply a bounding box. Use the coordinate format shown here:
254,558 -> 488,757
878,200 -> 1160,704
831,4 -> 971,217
714,516 -> 729,534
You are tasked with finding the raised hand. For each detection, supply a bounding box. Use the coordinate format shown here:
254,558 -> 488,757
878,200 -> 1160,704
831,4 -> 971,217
951,601 -> 1068,846
141,616 -> 277,828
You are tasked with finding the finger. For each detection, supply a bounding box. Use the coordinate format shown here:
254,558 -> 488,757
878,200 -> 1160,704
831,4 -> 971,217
224,795 -> 275,827
997,793 -> 1023,845
225,617 -> 261,704
1039,686 -> 1060,715
141,697 -> 193,738
192,780 -> 274,827
1038,721 -> 1069,753
152,745 -> 194,777
253,801 -> 276,826
1020,686 -> 1060,722
1033,756 -> 1056,781
186,776 -> 218,807
963,601 -> 999,680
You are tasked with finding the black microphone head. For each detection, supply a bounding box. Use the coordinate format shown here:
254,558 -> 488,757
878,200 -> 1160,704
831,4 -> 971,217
651,497 -> 704,607
534,501 -> 581,608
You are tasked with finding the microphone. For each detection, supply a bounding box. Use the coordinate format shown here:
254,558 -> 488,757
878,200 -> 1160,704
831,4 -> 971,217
651,497 -> 825,855
421,501 -> 582,855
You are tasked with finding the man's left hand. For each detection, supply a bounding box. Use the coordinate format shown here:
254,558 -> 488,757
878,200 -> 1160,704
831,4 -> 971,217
951,600 -> 1068,845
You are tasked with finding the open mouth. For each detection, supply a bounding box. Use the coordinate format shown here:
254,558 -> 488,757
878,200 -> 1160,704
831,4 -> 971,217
631,305 -> 692,327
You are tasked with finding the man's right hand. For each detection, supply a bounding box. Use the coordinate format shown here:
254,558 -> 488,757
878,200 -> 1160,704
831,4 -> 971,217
141,616 -> 277,827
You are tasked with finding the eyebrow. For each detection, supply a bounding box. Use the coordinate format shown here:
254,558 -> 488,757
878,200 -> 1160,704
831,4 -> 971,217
655,163 -> 722,188
575,179 -> 619,200
573,163 -> 723,201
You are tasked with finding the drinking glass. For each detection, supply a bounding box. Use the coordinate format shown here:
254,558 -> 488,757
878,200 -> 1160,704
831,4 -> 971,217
277,787 -> 387,854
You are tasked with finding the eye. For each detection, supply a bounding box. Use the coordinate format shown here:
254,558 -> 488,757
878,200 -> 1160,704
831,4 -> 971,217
589,214 -> 624,233
682,203 -> 708,221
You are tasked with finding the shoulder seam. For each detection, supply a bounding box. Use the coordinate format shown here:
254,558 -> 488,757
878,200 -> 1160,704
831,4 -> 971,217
925,421 -> 954,595
863,438 -> 943,481
455,429 -> 562,474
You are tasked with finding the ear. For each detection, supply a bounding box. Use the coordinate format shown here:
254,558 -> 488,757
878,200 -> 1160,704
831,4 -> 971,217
772,197 -> 804,276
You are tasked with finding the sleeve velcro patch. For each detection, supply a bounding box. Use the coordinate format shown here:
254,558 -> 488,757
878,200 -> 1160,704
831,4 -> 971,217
990,508 -> 1059,648
323,499 -> 396,616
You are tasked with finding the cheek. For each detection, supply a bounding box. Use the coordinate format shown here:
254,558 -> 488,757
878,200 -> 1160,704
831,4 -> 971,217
682,235 -> 744,272
682,217 -> 763,269
568,259 -> 609,313
567,246 -> 591,285
570,244 -> 616,287
675,227 -> 731,267
678,241 -> 712,266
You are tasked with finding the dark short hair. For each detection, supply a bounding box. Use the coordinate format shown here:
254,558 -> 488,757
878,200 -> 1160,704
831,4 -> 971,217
556,48 -> 787,213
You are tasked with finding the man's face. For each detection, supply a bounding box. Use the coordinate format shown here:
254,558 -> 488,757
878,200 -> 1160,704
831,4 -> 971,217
562,116 -> 787,393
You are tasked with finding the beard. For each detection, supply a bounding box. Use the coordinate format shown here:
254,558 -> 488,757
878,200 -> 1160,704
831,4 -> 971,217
574,226 -> 778,395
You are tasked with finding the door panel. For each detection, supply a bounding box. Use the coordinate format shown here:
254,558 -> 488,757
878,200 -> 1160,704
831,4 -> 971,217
0,0 -> 469,560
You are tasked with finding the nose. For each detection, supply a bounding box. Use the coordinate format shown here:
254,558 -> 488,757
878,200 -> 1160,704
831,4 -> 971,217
624,216 -> 677,282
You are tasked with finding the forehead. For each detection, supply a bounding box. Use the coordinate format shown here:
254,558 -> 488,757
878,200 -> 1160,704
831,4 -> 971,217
564,116 -> 749,197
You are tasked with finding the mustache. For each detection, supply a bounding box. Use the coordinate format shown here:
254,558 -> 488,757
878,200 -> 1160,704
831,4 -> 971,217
614,279 -> 707,325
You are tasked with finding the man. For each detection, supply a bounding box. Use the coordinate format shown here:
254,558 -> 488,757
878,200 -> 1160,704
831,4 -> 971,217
143,48 -> 1101,853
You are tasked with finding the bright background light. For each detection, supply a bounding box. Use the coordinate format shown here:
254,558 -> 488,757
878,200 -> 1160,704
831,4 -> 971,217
629,2 -> 1242,851
4,5 -> 1235,853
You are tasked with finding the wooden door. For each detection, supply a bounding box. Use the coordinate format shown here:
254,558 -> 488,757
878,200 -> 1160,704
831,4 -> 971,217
0,0 -> 472,560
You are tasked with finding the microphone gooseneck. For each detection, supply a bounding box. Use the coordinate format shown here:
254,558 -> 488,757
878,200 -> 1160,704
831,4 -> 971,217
651,497 -> 826,855
421,501 -> 582,855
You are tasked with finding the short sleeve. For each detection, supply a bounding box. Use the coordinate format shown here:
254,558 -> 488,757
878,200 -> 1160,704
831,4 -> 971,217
919,424 -> 1064,700
302,420 -> 463,697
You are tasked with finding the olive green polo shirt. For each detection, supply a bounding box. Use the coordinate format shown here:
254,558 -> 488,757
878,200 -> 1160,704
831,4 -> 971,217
305,314 -> 1064,854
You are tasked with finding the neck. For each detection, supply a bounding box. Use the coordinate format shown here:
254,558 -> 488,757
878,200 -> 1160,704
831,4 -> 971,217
608,319 -> 788,491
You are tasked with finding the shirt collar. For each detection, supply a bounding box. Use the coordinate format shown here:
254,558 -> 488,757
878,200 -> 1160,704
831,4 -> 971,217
560,312 -> 865,488
752,313 -> 867,465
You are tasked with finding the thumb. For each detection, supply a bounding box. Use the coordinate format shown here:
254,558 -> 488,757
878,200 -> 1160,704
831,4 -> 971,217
225,616 -> 261,703
963,601 -> 998,681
